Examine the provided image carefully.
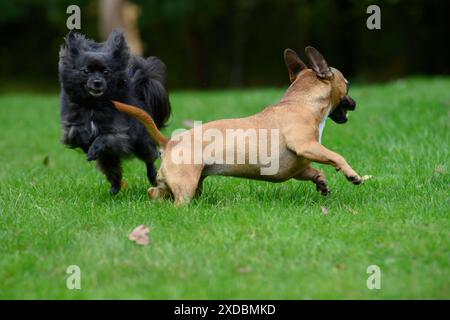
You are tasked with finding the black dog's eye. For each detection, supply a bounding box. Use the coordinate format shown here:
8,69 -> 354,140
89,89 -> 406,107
82,68 -> 90,74
103,70 -> 109,75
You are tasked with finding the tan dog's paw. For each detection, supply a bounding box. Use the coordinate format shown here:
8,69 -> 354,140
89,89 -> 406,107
346,175 -> 363,185
315,180 -> 330,196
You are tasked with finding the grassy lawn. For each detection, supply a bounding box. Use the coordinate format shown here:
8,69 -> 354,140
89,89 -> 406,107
0,77 -> 449,299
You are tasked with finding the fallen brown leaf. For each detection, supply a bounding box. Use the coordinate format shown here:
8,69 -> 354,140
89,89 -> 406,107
335,263 -> 345,270
435,165 -> 446,174
321,206 -> 329,215
344,204 -> 359,215
183,119 -> 195,128
237,266 -> 252,273
128,224 -> 150,246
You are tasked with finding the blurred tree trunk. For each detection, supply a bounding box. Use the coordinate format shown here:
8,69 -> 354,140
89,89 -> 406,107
230,10 -> 247,87
230,1 -> 254,87
98,0 -> 143,55
335,0 -> 356,76
182,27 -> 208,89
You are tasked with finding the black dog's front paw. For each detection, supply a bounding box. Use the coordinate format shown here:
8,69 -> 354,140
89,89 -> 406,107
63,126 -> 93,151
87,140 -> 106,161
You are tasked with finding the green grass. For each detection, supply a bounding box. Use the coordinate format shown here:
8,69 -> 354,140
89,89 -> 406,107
0,77 -> 449,299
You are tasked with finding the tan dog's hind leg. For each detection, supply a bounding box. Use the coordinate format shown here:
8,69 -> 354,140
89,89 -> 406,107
171,180 -> 199,206
295,166 -> 329,195
297,142 -> 362,184
165,165 -> 204,206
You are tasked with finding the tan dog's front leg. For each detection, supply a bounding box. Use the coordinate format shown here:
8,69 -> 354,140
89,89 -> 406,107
297,143 -> 362,184
295,166 -> 330,195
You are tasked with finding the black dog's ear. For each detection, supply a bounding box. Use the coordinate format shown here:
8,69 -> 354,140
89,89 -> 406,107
284,48 -> 307,82
106,30 -> 129,61
305,46 -> 333,79
64,31 -> 80,58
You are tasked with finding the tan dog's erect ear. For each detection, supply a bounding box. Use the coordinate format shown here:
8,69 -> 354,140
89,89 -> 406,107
284,48 -> 307,82
305,46 -> 333,79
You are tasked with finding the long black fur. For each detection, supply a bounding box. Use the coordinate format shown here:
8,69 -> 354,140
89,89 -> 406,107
58,30 -> 171,194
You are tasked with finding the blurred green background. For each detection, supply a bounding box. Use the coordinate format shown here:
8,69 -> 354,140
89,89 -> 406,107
0,0 -> 448,91
0,1 -> 449,299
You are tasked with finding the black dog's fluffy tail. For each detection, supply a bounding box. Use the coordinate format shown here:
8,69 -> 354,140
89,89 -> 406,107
129,56 -> 171,128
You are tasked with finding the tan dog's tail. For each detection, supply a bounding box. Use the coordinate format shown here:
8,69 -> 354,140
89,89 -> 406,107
112,100 -> 168,148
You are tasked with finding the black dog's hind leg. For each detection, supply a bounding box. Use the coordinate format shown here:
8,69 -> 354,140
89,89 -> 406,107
146,162 -> 157,186
97,155 -> 123,195
135,139 -> 158,186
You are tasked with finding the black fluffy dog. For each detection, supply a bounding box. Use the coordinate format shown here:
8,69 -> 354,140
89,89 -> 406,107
58,30 -> 171,194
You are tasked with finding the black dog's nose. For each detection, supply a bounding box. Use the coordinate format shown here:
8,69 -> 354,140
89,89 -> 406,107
93,79 -> 103,88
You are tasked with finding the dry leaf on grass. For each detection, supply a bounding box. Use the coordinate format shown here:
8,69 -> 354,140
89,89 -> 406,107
321,206 -> 329,215
237,266 -> 252,273
435,165 -> 446,174
183,119 -> 195,128
361,175 -> 373,181
128,224 -> 150,246
335,263 -> 345,270
344,204 -> 359,215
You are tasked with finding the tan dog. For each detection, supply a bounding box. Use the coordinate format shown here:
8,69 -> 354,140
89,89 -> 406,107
113,46 -> 363,205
